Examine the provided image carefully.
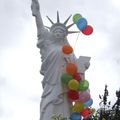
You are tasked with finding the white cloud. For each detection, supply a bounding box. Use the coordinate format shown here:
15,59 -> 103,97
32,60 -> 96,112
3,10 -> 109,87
110,0 -> 120,9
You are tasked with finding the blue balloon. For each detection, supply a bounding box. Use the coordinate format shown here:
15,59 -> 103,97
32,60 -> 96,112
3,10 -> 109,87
84,98 -> 93,107
76,18 -> 87,30
70,112 -> 81,120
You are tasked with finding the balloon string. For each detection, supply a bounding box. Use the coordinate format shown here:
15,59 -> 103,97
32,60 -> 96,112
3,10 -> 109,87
73,32 -> 80,62
73,32 -> 80,52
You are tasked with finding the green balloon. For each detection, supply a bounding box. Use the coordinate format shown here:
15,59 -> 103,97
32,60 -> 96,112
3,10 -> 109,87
78,80 -> 89,91
61,73 -> 73,85
73,13 -> 82,24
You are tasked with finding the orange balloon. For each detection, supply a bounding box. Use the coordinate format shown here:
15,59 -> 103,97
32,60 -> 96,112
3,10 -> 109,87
66,63 -> 78,75
62,45 -> 73,54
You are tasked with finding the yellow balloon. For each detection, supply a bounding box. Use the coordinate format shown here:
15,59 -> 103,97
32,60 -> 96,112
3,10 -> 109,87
68,79 -> 79,90
71,101 -> 84,112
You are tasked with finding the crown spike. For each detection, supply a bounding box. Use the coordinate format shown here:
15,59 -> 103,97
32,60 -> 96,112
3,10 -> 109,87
46,16 -> 54,24
68,31 -> 80,34
57,11 -> 60,23
67,23 -> 75,29
44,26 -> 50,29
64,15 -> 72,25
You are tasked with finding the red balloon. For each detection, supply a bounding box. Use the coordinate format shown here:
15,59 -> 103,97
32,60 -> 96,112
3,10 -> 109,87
67,90 -> 79,101
82,25 -> 93,35
73,73 -> 81,82
80,108 -> 91,118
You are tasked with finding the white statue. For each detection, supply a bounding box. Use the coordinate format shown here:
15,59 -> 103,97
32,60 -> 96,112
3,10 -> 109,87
31,0 -> 90,120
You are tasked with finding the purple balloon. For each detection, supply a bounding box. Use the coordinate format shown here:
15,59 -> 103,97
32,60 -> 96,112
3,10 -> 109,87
79,90 -> 90,103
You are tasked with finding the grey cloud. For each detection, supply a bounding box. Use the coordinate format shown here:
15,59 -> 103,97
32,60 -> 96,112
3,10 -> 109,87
28,96 -> 40,103
0,77 -> 6,87
0,0 -> 32,49
0,108 -> 3,117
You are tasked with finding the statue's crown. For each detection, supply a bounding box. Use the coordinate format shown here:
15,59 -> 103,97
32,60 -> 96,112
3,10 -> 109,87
45,11 -> 79,35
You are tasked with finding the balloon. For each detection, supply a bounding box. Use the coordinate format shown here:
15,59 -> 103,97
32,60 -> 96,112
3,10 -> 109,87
80,108 -> 91,118
67,90 -> 79,101
77,18 -> 87,31
73,73 -> 81,82
82,25 -> 93,35
78,80 -> 89,91
61,73 -> 73,85
66,63 -> 78,75
79,90 -> 90,102
91,108 -> 95,114
62,44 -> 73,54
68,79 -> 79,90
84,98 -> 93,107
73,13 -> 82,24
70,112 -> 81,120
71,101 -> 84,112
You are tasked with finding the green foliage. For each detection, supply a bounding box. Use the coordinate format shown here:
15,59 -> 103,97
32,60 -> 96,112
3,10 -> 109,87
51,86 -> 120,120
87,86 -> 120,120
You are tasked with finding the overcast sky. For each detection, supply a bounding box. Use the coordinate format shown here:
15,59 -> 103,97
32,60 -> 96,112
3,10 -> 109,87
0,0 -> 120,120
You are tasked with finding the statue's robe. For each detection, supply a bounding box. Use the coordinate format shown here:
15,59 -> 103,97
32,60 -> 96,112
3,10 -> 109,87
37,29 -> 75,120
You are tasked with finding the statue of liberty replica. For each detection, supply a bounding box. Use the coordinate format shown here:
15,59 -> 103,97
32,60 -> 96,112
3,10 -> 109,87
31,0 -> 93,120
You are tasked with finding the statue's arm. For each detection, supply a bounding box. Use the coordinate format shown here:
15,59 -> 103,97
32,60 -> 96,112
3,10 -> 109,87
31,0 -> 45,36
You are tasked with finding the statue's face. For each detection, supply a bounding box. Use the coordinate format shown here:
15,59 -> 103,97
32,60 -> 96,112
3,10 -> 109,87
50,25 -> 68,40
52,28 -> 66,39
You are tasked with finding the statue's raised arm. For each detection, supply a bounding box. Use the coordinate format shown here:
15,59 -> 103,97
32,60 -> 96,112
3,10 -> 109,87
31,0 -> 45,35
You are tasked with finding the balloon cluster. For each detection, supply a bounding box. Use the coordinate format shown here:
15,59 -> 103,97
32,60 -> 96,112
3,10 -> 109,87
61,45 -> 94,120
73,13 -> 93,35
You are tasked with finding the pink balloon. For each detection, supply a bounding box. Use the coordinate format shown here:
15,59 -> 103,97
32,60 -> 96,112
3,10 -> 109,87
79,90 -> 90,103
